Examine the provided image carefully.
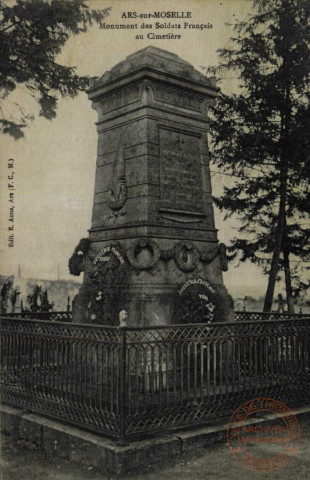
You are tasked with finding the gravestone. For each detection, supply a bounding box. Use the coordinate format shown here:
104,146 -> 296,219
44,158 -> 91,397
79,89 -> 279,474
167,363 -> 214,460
71,47 -> 233,325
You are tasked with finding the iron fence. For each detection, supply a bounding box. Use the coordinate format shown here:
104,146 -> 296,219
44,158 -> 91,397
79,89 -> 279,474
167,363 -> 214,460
0,311 -> 72,322
3,311 -> 308,324
0,316 -> 309,442
234,311 -> 308,322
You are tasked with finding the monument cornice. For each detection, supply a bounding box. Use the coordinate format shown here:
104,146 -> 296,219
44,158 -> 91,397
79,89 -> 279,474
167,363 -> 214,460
90,80 -> 216,122
88,223 -> 219,239
87,67 -> 219,102
95,111 -> 210,133
95,106 -> 212,129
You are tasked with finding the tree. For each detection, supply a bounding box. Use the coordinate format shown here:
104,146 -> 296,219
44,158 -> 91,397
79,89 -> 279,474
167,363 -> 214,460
208,0 -> 310,312
0,0 -> 110,139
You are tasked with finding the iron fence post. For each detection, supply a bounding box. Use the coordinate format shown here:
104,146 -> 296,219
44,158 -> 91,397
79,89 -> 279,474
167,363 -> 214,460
117,326 -> 128,445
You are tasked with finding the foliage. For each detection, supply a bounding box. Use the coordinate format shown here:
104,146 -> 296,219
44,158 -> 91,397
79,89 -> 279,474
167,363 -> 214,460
209,0 -> 310,309
0,0 -> 110,138
68,237 -> 91,276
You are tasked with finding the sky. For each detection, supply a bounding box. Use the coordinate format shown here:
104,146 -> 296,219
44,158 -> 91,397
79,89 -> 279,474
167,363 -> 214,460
0,0 -> 272,299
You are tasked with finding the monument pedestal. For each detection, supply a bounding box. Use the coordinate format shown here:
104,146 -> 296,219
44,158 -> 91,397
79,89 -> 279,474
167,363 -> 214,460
71,47 -> 232,325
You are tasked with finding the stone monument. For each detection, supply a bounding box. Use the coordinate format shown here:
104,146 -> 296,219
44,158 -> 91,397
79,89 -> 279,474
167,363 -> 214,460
70,46 -> 233,326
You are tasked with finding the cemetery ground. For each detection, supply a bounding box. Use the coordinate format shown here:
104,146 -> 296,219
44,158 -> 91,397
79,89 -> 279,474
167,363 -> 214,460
1,414 -> 310,480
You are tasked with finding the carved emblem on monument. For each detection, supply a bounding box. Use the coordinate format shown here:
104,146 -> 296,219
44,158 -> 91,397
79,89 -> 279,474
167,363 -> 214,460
200,243 -> 228,272
173,241 -> 199,272
106,137 -> 127,211
127,238 -> 160,270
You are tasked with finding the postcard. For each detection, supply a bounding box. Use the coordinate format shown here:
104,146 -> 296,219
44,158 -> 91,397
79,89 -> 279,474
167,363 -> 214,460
0,0 -> 309,478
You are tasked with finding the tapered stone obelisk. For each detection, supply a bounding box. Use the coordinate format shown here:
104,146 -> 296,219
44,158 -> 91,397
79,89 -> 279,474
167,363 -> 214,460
71,47 -> 233,326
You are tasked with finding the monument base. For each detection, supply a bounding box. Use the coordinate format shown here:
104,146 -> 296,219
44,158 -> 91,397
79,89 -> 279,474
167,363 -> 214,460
72,282 -> 234,326
72,286 -> 89,324
2,403 -> 309,475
